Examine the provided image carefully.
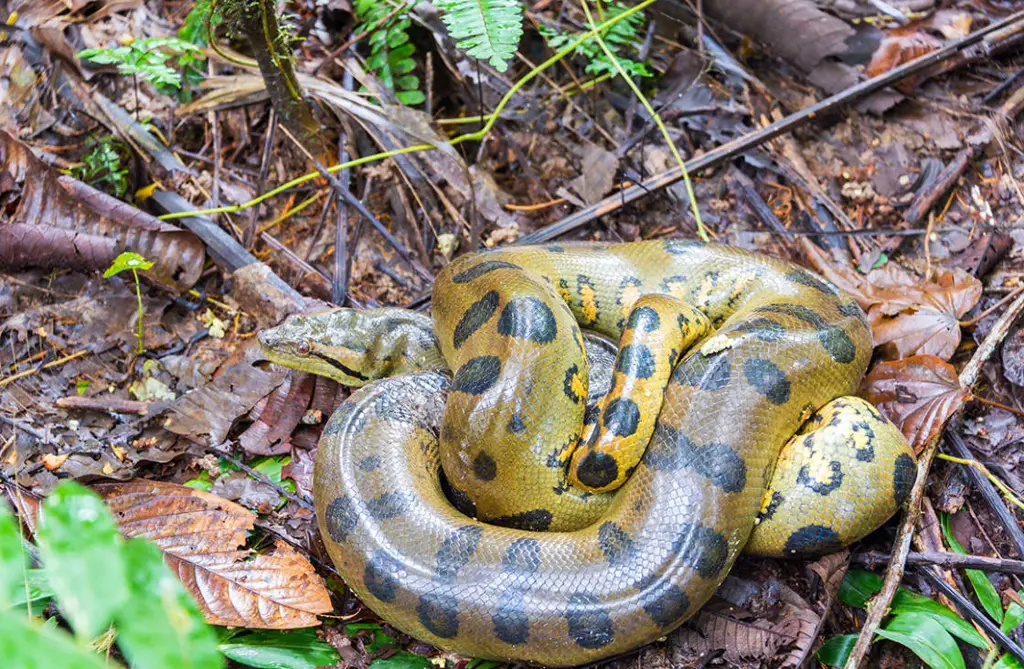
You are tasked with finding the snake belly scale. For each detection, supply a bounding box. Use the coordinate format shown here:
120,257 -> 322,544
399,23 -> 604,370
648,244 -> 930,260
259,241 -> 915,666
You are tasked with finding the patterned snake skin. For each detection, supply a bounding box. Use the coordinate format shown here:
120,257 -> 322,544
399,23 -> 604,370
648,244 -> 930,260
259,241 -> 916,666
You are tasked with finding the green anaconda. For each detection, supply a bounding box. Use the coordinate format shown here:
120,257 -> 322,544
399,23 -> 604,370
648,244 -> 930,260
259,240 -> 915,666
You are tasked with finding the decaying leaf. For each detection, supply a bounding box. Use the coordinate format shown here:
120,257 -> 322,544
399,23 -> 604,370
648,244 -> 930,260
804,244 -> 982,360
238,372 -> 316,456
569,144 -> 618,206
867,11 -> 973,78
95,479 -> 332,628
860,355 -> 971,452
0,130 -> 203,293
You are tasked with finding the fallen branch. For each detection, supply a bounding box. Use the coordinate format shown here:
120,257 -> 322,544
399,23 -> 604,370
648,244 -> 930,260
843,288 -> 1024,668
855,551 -> 1024,575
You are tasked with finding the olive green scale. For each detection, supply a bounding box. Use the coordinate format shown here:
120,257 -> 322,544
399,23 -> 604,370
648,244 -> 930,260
258,241 -> 915,667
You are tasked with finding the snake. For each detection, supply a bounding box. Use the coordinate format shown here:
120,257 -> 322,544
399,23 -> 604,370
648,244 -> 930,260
259,240 -> 915,666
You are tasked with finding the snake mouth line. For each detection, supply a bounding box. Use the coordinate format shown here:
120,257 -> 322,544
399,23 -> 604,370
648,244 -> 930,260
311,351 -> 370,381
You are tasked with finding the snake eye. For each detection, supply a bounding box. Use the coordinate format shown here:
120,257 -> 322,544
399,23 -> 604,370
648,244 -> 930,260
296,340 -> 312,356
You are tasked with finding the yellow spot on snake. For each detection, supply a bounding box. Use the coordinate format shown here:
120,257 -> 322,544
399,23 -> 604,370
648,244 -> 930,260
580,285 -> 599,324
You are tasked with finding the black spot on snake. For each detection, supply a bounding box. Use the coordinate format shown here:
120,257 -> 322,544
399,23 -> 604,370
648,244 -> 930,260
784,525 -> 842,555
507,413 -> 526,433
497,297 -> 558,344
598,521 -> 637,567
453,291 -> 499,349
563,364 -> 583,403
364,550 -> 403,602
357,455 -> 381,472
417,593 -> 460,638
744,358 -> 791,405
493,588 -> 530,644
492,509 -> 553,532
663,239 -> 703,254
761,491 -> 784,521
839,300 -> 870,327
648,427 -> 747,494
731,317 -> 785,343
818,326 -> 857,364
501,538 -> 542,575
310,351 -> 369,382
325,495 -> 358,542
674,523 -> 729,579
548,245 -> 565,253
366,492 -> 408,520
576,451 -> 619,489
626,305 -> 661,332
786,268 -> 839,295
616,344 -> 656,379
473,451 -> 497,481
659,275 -> 689,294
635,574 -> 691,627
451,260 -> 521,283
436,526 -> 484,580
565,593 -> 614,649
603,398 -> 641,438
446,484 -> 477,518
674,352 -> 731,391
797,461 -> 844,495
756,302 -> 826,328
452,356 -> 502,395
893,453 -> 915,507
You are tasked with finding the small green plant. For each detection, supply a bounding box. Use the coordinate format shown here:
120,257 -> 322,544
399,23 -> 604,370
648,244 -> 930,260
818,568 -> 1024,669
434,0 -> 523,72
70,136 -> 130,198
0,481 -> 222,668
104,251 -> 154,354
78,36 -> 204,92
540,1 -> 651,79
354,0 -> 423,105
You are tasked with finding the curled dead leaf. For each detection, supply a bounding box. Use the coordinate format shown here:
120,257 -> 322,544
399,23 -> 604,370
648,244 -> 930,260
0,130 -> 204,293
860,355 -> 971,453
95,479 -> 332,628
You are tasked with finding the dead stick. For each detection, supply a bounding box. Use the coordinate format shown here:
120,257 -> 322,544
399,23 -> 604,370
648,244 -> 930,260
855,551 -> 1024,575
844,288 -> 1024,668
55,396 -> 151,415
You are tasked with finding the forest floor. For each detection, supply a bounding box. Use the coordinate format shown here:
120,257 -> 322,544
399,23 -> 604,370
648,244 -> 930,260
4,0 -> 1024,667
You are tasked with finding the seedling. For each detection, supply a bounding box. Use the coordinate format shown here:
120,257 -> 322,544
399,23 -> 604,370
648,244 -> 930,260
104,252 -> 153,354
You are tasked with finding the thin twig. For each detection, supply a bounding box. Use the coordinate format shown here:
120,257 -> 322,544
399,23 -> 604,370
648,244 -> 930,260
844,288 -> 1024,668
855,550 -> 1024,575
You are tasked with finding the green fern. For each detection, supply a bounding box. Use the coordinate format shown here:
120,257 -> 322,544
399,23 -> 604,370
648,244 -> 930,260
433,0 -> 523,72
540,1 -> 650,79
355,0 -> 424,105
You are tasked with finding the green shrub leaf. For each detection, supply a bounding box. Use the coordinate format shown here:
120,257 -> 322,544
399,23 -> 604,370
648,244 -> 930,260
816,633 -> 858,667
104,251 -> 154,278
116,538 -> 222,669
875,612 -> 966,669
369,652 -> 433,669
839,568 -> 883,608
0,503 -> 27,608
941,513 -> 1003,623
0,609 -> 111,668
36,481 -> 128,640
891,589 -> 989,649
218,629 -> 339,669
433,0 -> 523,72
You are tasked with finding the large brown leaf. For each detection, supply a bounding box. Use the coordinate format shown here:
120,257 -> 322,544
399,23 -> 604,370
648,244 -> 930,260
803,244 -> 982,360
0,130 -> 204,293
95,479 -> 332,628
859,355 -> 971,453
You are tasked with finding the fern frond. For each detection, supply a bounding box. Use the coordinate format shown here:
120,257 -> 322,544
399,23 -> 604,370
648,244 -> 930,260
354,0 -> 424,105
433,0 -> 523,72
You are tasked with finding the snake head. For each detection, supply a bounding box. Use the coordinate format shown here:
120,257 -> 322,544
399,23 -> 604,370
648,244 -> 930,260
258,307 -> 444,386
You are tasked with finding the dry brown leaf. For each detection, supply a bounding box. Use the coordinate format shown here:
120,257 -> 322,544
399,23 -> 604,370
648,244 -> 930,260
671,599 -> 798,664
0,130 -> 203,293
859,355 -> 971,453
96,479 -> 332,629
866,11 -> 973,80
803,244 -> 981,360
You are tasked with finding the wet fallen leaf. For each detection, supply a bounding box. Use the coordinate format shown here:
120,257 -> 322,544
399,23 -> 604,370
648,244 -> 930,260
95,479 -> 331,628
569,144 -> 618,205
41,453 -> 69,471
867,11 -> 973,80
860,355 -> 971,453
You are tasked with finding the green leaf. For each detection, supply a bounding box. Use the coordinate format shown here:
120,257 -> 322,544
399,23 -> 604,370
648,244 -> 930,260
0,503 -> 27,608
995,655 -> 1024,669
344,622 -> 396,654
36,481 -> 128,640
396,90 -> 426,105
1003,593 -> 1024,634
369,653 -> 433,669
0,609 -> 111,669
433,0 -> 524,72
875,612 -> 966,669
9,568 -> 55,611
466,661 -> 505,669
816,634 -> 858,667
839,568 -> 883,609
104,251 -> 154,278
115,538 -> 223,669
941,513 -> 1004,623
891,589 -> 989,649
218,629 -> 339,669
